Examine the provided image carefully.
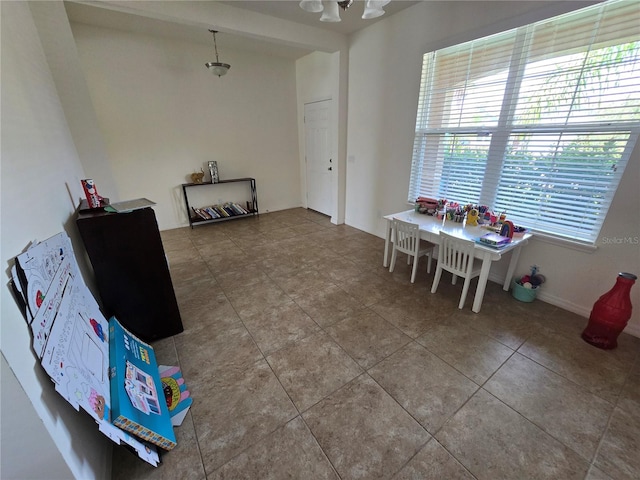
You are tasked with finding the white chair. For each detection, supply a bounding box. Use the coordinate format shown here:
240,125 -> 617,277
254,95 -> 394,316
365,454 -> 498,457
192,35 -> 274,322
389,218 -> 436,283
431,231 -> 482,309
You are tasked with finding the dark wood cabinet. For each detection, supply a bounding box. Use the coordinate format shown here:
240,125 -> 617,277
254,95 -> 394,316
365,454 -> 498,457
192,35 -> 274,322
76,205 -> 183,342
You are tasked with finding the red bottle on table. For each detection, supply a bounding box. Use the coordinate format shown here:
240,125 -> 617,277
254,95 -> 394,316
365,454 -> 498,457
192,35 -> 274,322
582,272 -> 636,349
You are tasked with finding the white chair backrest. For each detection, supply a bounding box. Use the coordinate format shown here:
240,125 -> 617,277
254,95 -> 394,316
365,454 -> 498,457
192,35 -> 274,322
392,218 -> 420,255
438,231 -> 476,277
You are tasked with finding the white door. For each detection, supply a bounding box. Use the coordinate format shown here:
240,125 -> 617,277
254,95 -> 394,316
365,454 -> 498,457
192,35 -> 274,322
304,100 -> 332,217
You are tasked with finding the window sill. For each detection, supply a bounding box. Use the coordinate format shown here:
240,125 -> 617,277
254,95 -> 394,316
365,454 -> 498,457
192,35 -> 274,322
529,230 -> 598,253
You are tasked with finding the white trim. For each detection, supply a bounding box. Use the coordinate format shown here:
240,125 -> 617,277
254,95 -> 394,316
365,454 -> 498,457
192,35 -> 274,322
498,281 -> 640,340
410,0 -> 640,246
528,232 -> 598,253
536,289 -> 590,318
623,322 -> 640,339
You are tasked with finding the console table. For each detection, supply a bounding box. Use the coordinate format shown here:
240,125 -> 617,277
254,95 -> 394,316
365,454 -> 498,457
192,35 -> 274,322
182,178 -> 258,228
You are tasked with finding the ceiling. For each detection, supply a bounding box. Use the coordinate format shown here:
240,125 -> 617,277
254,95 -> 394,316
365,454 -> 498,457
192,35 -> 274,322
64,1 -> 419,59
219,1 -> 419,35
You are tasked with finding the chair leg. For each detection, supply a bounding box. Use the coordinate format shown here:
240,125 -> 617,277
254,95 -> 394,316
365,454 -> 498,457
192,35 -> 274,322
426,252 -> 432,274
452,274 -> 458,285
459,277 -> 472,309
431,265 -> 443,293
389,248 -> 398,273
410,255 -> 419,283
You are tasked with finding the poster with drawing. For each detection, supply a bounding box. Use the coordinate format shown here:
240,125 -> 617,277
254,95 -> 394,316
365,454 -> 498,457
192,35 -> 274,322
14,232 -> 75,322
41,274 -> 109,415
11,232 -> 161,466
29,256 -> 75,358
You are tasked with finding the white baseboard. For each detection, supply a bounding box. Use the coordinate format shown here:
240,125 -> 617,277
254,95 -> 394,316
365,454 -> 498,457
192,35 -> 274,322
488,273 -> 639,339
623,322 -> 640,338
535,290 -> 590,318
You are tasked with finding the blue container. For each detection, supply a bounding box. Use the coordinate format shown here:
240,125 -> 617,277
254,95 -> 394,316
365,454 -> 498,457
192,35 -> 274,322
512,281 -> 538,303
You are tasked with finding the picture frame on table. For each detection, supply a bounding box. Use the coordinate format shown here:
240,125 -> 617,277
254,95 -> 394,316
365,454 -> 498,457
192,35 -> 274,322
208,161 -> 219,184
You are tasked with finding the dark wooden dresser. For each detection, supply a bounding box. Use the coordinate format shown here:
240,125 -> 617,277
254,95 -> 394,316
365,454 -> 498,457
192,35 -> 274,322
76,204 -> 183,342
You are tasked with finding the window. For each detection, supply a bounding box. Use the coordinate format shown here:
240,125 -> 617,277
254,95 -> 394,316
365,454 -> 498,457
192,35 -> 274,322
409,0 -> 640,244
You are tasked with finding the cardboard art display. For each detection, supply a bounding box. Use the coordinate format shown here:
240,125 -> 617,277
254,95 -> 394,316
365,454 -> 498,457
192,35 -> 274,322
109,318 -> 177,450
10,232 -> 168,466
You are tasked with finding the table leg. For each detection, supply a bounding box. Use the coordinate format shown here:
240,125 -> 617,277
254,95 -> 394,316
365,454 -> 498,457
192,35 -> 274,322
472,253 -> 493,313
383,219 -> 392,268
503,244 -> 523,291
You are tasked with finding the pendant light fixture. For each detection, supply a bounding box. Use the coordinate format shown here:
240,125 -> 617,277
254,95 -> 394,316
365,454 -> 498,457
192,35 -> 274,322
205,29 -> 230,77
300,0 -> 390,22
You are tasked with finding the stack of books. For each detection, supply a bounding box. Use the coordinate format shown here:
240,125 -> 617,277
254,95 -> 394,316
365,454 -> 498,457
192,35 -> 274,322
478,232 -> 511,247
192,202 -> 251,221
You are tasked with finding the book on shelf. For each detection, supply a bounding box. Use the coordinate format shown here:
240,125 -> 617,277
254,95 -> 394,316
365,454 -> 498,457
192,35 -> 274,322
214,205 -> 230,217
191,201 -> 254,223
204,207 -> 220,219
233,202 -> 249,215
191,207 -> 209,220
226,203 -> 240,215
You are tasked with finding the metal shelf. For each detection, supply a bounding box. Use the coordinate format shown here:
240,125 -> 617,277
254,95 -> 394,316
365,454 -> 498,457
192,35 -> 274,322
181,178 -> 258,229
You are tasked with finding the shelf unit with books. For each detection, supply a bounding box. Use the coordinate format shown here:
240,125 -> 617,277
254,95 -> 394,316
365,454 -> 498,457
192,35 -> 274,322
181,177 -> 259,228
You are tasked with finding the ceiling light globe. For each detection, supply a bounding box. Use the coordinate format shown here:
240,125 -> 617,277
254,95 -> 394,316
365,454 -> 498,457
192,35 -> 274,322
362,0 -> 388,18
206,62 -> 231,77
299,0 -> 324,13
320,1 -> 341,22
362,7 -> 384,19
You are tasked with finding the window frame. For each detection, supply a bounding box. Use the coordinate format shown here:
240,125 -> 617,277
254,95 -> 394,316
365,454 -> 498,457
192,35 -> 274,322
409,0 -> 640,246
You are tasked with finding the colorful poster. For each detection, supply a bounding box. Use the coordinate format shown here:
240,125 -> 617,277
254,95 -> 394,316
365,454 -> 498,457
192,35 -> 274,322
14,232 -> 75,321
109,318 -> 177,450
41,275 -> 109,415
159,365 -> 192,426
30,256 -> 75,358
13,232 -> 161,466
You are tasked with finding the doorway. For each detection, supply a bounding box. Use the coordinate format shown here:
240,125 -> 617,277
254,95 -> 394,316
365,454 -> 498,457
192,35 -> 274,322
304,100 -> 333,217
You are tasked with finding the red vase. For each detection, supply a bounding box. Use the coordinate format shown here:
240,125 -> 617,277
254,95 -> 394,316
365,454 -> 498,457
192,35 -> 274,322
582,272 -> 636,349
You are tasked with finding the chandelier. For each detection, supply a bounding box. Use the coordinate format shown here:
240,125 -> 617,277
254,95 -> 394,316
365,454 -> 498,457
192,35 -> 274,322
300,0 -> 391,22
205,29 -> 230,77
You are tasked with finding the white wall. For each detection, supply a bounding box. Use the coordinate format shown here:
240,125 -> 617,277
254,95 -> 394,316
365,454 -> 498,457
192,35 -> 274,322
345,0 -> 640,336
2,3 -> 637,477
71,23 -> 302,229
1,2 -> 112,478
1,355 -> 74,480
296,51 -> 345,223
30,1 -> 119,202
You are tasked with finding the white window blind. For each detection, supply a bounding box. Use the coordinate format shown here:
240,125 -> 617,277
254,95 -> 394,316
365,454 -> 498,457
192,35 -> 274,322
409,0 -> 640,244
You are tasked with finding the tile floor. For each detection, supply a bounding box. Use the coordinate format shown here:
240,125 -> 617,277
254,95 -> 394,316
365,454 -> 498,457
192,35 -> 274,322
112,208 -> 640,480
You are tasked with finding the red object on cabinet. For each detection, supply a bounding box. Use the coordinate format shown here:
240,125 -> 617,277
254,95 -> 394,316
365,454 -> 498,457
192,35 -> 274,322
581,272 -> 636,349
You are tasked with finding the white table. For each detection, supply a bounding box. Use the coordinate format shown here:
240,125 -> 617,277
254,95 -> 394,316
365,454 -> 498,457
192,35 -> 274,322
383,210 -> 532,313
